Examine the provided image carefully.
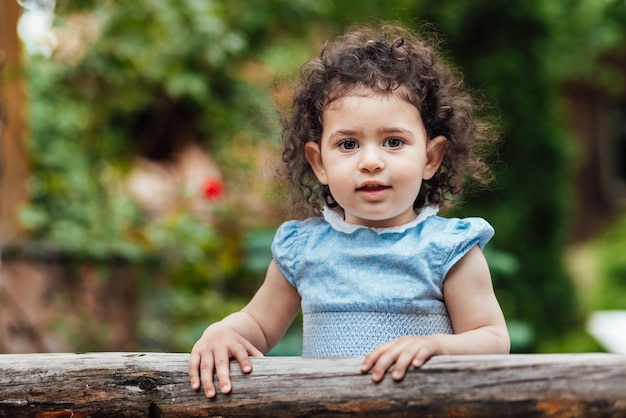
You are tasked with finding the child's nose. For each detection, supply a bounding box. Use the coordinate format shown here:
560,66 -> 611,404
358,145 -> 385,172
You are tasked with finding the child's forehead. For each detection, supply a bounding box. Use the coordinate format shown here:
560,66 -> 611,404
324,85 -> 416,110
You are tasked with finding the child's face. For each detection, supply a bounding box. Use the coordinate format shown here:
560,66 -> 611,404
305,88 -> 447,228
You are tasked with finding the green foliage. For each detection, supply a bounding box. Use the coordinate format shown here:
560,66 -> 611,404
50,0 -> 328,161
22,0 -> 327,256
22,56 -> 145,260
542,0 -> 626,92
594,213 -> 626,309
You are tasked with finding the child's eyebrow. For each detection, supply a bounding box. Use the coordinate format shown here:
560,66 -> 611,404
327,127 -> 411,140
377,127 -> 412,136
327,129 -> 359,140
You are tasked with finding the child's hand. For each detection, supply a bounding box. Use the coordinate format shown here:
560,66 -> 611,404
188,322 -> 264,398
360,335 -> 441,383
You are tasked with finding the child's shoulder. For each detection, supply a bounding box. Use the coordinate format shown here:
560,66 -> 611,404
271,216 -> 328,274
273,216 -> 327,243
426,214 -> 493,232
423,215 -> 495,245
277,216 -> 326,232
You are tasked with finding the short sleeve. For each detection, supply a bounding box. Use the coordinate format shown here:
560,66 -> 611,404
442,217 -> 494,278
271,220 -> 301,288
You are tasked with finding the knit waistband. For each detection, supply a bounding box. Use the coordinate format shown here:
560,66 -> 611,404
302,311 -> 453,357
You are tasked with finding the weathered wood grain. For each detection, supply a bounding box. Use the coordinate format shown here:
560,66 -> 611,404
0,353 -> 624,417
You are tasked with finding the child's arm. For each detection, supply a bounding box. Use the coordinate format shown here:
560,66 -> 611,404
188,260 -> 301,398
361,245 -> 510,382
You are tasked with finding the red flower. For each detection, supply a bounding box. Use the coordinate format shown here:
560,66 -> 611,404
202,178 -> 224,200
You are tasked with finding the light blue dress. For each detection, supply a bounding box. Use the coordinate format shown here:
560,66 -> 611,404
271,206 -> 494,357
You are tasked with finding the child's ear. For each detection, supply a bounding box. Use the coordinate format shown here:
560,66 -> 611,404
305,141 -> 329,185
423,136 -> 447,180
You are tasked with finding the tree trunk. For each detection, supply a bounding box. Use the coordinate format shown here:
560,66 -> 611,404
0,0 -> 29,241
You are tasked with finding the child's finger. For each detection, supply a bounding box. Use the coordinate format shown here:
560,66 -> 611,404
188,352 -> 202,390
230,344 -> 254,375
391,351 -> 414,381
360,355 -> 376,375
245,340 -> 265,358
199,353 -> 217,398
214,352 -> 233,395
368,350 -> 397,383
412,345 -> 435,368
361,343 -> 387,374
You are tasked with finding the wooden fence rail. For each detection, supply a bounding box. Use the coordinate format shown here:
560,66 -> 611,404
0,352 -> 624,417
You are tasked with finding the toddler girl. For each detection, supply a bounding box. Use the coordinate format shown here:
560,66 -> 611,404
189,23 -> 510,398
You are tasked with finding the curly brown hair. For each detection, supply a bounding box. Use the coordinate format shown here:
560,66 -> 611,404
280,23 -> 497,217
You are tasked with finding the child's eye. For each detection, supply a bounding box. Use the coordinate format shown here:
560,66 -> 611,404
338,139 -> 359,151
384,137 -> 405,148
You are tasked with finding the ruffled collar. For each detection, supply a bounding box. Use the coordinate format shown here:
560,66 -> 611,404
322,205 -> 439,234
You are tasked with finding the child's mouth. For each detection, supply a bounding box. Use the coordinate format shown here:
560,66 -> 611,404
356,184 -> 391,199
357,184 -> 390,192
